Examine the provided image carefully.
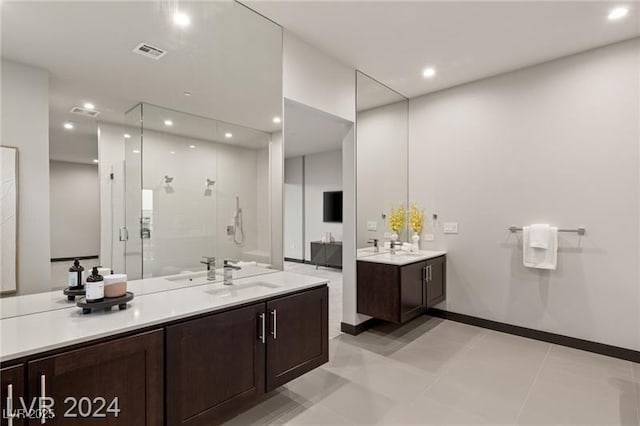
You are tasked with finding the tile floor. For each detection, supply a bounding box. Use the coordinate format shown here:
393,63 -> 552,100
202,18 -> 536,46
222,263 -> 640,425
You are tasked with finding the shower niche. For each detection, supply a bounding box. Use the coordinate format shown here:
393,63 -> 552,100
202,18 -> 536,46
115,103 -> 281,280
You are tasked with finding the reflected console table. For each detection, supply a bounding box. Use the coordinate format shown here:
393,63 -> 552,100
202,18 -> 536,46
310,241 -> 342,269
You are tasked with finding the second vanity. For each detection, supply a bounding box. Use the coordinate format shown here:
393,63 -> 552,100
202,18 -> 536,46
0,271 -> 328,425
357,250 -> 447,324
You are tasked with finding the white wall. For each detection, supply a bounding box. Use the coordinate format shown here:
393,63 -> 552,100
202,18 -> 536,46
283,30 -> 355,123
409,38 -> 640,350
270,131 -> 284,270
49,161 -> 100,258
304,149 -> 343,261
284,156 -> 304,260
357,100 -> 409,247
1,59 -> 51,295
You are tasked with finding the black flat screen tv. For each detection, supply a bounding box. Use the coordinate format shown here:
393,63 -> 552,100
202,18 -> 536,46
323,191 -> 343,223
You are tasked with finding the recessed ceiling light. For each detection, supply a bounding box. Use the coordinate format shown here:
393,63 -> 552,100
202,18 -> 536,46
63,122 -> 74,130
169,151 -> 176,155
92,159 -> 99,163
164,120 -> 173,127
124,133 -> 131,139
422,67 -> 436,78
183,91 -> 192,97
608,6 -> 629,20
173,11 -> 190,27
272,116 -> 281,124
225,132 -> 233,138
189,145 -> 196,149
83,102 -> 95,110
133,150 -> 141,154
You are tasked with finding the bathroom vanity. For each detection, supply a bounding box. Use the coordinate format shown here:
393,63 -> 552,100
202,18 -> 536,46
0,272 -> 328,425
357,251 -> 446,324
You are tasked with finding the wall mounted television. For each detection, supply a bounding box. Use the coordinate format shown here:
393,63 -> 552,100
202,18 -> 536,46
323,191 -> 343,223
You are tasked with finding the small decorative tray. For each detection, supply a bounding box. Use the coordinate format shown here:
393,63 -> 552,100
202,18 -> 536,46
63,287 -> 86,301
76,292 -> 134,315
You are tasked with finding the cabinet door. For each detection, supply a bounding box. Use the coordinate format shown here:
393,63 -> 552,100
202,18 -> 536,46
325,244 -> 342,268
1,364 -> 25,426
166,303 -> 266,426
400,261 -> 427,323
27,330 -> 163,425
357,261 -> 401,323
266,287 -> 328,392
310,243 -> 325,266
426,256 -> 446,307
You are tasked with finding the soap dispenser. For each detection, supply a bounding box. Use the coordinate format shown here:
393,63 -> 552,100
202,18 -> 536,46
68,259 -> 85,290
85,267 -> 104,303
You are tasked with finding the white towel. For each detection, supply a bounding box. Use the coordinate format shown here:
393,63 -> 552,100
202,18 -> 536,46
523,226 -> 558,270
529,224 -> 551,249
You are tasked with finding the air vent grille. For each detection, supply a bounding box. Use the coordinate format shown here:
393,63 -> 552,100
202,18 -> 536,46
133,42 -> 167,60
70,106 -> 100,117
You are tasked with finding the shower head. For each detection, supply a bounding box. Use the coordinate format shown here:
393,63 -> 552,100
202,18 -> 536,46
163,175 -> 174,184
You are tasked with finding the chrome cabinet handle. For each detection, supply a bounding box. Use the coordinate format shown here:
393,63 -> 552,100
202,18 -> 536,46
259,313 -> 266,344
40,374 -> 46,424
271,310 -> 277,340
7,383 -> 13,426
429,265 -> 433,281
423,266 -> 428,283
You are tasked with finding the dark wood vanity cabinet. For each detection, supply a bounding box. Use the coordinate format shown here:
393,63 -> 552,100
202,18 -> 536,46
357,256 -> 446,324
1,364 -> 25,426
165,286 -> 328,425
166,303 -> 266,426
26,330 -> 164,425
266,286 -> 328,392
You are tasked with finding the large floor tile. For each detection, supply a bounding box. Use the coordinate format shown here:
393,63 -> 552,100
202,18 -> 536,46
270,402 -> 351,425
377,394 -> 494,425
313,381 -> 397,424
221,403 -> 275,426
517,367 -> 638,425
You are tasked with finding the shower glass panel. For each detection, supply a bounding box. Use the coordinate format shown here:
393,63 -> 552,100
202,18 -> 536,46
124,104 -> 143,279
135,104 -> 272,278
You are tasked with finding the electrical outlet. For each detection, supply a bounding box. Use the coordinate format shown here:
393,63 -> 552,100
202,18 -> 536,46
423,233 -> 435,241
443,222 -> 458,234
367,221 -> 377,231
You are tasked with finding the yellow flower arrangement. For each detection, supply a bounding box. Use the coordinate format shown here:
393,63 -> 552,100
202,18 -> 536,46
388,205 -> 406,234
409,203 -> 425,234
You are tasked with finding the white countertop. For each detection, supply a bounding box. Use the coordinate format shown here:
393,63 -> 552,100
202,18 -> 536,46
0,271 -> 328,362
357,250 -> 446,266
0,265 -> 276,320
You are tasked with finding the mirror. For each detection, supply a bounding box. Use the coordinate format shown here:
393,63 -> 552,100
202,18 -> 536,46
0,1 -> 283,305
356,71 -> 409,255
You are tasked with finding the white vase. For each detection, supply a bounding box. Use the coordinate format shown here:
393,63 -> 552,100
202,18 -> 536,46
411,233 -> 420,252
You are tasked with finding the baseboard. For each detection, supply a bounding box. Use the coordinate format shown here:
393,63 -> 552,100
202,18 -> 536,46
51,255 -> 99,262
284,257 -> 305,264
427,308 -> 640,363
340,318 -> 380,335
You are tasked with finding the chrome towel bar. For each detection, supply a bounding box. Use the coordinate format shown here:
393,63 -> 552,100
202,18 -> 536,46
508,226 -> 586,236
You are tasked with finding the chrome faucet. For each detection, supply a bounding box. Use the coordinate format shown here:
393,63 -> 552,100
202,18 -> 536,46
368,238 -> 380,253
390,240 -> 402,255
200,256 -> 217,281
223,259 -> 241,285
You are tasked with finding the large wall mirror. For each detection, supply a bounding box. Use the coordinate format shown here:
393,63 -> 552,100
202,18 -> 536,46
0,1 -> 283,302
356,71 -> 409,254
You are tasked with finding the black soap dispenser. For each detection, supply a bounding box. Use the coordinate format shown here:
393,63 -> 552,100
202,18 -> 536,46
68,259 -> 85,290
86,267 -> 104,303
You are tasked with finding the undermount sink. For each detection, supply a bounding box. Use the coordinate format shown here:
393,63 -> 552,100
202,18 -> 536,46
166,271 -> 221,285
205,281 -> 279,298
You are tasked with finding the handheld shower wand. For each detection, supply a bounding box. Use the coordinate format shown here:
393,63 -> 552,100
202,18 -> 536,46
233,195 -> 245,246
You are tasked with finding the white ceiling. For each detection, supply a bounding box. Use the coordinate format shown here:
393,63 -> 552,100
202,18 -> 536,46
246,1 -> 640,99
357,71 -> 406,112
284,99 -> 351,158
2,1 -> 282,163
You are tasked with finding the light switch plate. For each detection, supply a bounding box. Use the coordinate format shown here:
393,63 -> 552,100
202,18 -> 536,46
423,233 -> 435,241
443,222 -> 458,234
367,221 -> 377,231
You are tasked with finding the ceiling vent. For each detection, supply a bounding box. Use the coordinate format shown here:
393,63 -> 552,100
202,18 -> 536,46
132,42 -> 167,60
70,106 -> 100,118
